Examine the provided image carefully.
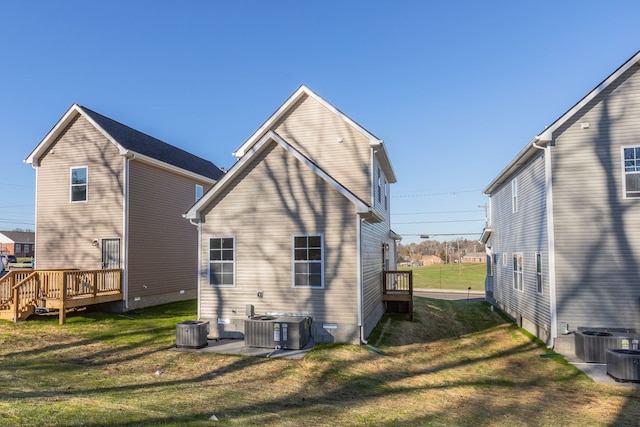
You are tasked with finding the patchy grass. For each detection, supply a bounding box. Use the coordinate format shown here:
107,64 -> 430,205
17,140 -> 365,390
1,298 -> 640,426
402,263 -> 486,291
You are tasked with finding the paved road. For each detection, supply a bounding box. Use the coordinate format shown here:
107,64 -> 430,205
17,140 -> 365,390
414,288 -> 485,301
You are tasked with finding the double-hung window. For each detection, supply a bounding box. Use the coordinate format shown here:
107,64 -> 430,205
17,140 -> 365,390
209,237 -> 235,286
623,146 -> 640,198
513,253 -> 523,291
195,184 -> 203,201
293,235 -> 323,288
71,166 -> 88,202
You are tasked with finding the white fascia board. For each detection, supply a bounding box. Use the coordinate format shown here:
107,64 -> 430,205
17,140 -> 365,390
186,130 -> 370,220
233,85 -> 380,159
126,151 -> 217,184
538,51 -> 640,142
25,104 -> 83,165
274,133 -> 370,214
371,140 -> 397,183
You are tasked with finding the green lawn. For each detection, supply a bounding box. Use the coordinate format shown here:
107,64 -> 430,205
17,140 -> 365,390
401,262 -> 486,291
1,298 -> 637,426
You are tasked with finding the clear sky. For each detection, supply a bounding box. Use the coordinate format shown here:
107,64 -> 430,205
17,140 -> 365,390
2,1 -> 640,243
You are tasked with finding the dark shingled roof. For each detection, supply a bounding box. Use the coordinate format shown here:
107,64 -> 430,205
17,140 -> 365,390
0,231 -> 35,243
80,106 -> 224,181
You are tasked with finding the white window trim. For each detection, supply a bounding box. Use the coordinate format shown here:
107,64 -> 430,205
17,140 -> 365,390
502,252 -> 507,266
208,236 -> 236,287
292,233 -> 324,289
195,184 -> 203,201
535,252 -> 543,295
70,166 -> 88,203
621,145 -> 640,199
513,253 -> 523,292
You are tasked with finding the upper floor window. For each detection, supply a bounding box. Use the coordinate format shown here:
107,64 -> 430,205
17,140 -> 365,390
511,178 -> 518,212
293,234 -> 323,288
623,146 -> 640,198
209,237 -> 235,286
70,166 -> 88,202
384,178 -> 388,210
195,184 -> 203,201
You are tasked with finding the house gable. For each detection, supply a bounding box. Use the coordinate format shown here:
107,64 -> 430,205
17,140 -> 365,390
232,86 -> 396,204
26,104 -> 223,183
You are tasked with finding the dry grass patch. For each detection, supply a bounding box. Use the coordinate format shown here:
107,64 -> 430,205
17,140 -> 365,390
1,299 -> 640,426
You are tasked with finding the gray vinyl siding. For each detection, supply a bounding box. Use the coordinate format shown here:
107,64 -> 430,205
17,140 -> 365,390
272,94 -> 373,205
35,115 -> 124,270
360,219 -> 390,338
199,143 -> 360,340
490,152 -> 551,336
127,161 -> 210,301
550,63 -> 640,332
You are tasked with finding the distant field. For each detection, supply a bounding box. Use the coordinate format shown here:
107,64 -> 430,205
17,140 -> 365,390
400,262 -> 486,291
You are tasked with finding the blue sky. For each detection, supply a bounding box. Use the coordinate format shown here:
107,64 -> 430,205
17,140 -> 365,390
2,1 -> 640,243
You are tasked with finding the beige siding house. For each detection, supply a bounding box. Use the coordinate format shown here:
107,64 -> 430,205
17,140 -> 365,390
25,104 -> 224,310
185,85 -> 398,344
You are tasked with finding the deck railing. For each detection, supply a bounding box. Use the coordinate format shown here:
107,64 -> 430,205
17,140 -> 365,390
382,270 -> 413,320
0,269 -> 122,324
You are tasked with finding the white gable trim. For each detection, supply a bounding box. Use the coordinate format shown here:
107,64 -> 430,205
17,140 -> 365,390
233,85 -> 380,159
185,130 -> 371,221
25,105 -> 215,184
485,51 -> 640,194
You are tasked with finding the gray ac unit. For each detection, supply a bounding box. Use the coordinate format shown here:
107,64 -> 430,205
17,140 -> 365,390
606,349 -> 640,382
574,327 -> 634,363
244,316 -> 311,350
176,320 -> 209,349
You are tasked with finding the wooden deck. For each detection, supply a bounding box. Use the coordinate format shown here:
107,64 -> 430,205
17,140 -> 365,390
0,269 -> 123,324
383,270 -> 413,320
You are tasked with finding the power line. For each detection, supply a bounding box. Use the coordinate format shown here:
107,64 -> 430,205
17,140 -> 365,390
392,188 -> 483,198
392,219 -> 484,225
393,209 -> 481,216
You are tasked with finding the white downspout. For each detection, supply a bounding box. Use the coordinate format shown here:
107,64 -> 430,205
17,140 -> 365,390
190,218 -> 203,320
122,155 -> 131,309
358,217 -> 367,344
532,139 -> 557,346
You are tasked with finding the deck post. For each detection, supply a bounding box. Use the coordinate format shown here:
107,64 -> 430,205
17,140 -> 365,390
59,272 -> 67,325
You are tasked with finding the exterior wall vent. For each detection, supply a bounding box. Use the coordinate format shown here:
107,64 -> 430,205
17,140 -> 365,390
176,320 -> 209,349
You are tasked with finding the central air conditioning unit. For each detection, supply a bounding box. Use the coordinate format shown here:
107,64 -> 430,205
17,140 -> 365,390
176,320 -> 209,349
244,316 -> 311,350
574,327 -> 635,363
606,349 -> 640,382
